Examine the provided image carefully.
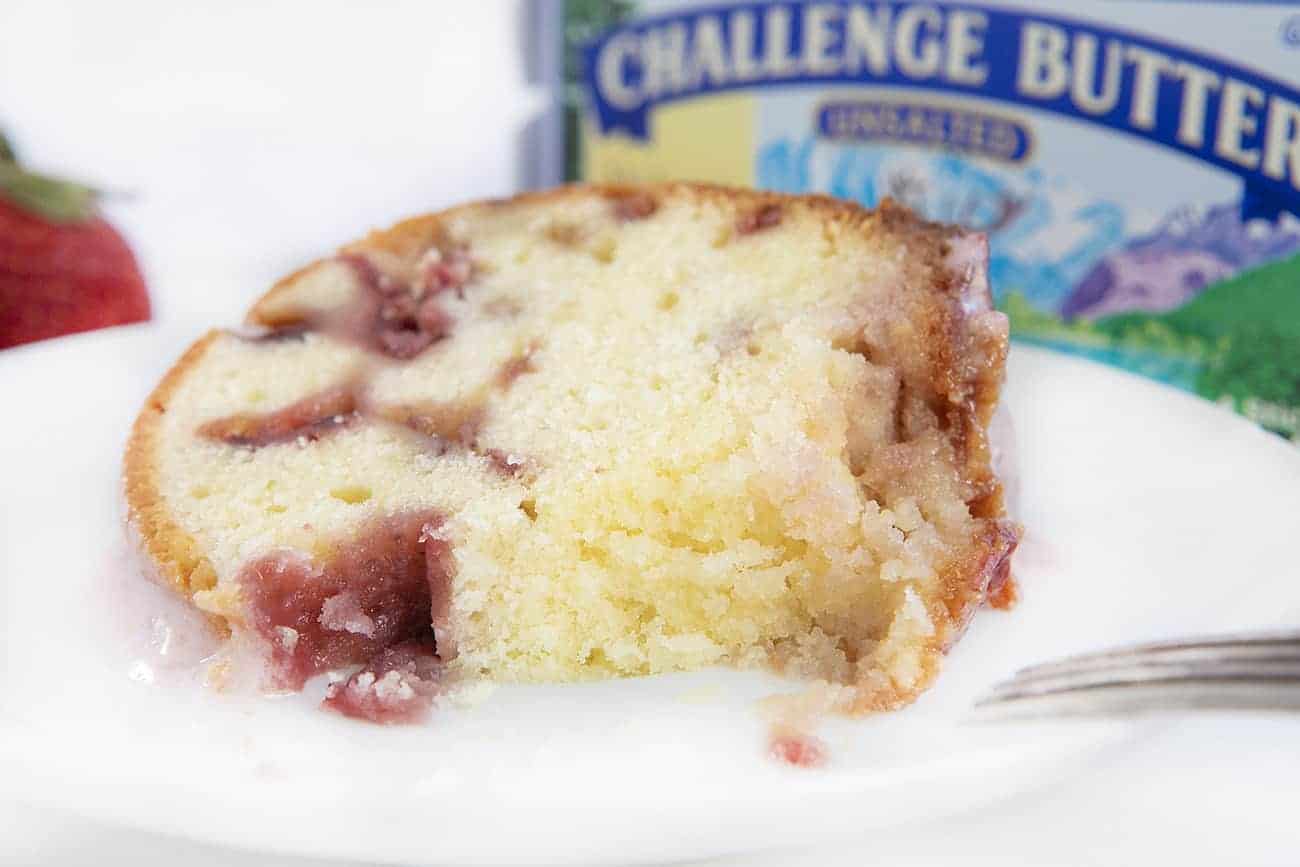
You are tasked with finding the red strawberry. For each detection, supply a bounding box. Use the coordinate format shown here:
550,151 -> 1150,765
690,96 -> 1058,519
0,133 -> 150,350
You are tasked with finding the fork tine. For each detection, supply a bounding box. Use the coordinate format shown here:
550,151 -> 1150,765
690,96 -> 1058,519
986,660 -> 1300,697
972,676 -> 1300,719
994,657 -> 1300,694
973,631 -> 1300,719
1008,631 -> 1300,681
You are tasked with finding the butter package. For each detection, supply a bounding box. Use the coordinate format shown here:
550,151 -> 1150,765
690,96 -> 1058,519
554,0 -> 1300,442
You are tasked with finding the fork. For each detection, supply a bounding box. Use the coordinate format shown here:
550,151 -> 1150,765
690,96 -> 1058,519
973,630 -> 1300,718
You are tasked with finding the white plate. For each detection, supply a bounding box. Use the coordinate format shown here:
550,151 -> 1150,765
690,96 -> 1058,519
2,326 -> 1298,866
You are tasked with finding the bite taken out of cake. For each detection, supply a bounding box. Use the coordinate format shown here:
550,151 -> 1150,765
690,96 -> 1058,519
123,183 -> 1018,724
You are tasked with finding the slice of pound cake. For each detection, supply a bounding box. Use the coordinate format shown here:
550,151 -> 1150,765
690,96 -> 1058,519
124,183 -> 1018,723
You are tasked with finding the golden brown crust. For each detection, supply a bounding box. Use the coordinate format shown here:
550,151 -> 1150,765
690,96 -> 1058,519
127,182 -> 1013,709
123,330 -> 223,601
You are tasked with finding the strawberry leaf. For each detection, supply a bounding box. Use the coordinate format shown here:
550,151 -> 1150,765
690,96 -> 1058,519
0,160 -> 99,222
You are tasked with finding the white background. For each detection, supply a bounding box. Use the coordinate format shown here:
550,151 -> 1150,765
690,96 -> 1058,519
0,1 -> 549,335
1,1 -> 1298,864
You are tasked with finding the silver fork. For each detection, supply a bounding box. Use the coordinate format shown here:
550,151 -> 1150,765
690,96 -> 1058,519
973,630 -> 1300,718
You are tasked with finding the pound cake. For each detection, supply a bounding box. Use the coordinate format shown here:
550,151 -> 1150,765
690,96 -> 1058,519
124,183 -> 1018,723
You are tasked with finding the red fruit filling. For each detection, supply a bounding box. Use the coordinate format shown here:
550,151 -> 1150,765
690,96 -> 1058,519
736,204 -> 783,235
337,252 -> 467,360
482,447 -> 527,477
984,522 -> 1021,610
236,510 -> 452,693
322,638 -> 442,724
198,385 -> 359,447
418,247 -> 474,298
769,733 -> 828,768
609,191 -> 658,221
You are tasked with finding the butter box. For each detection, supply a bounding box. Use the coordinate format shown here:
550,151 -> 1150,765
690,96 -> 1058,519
555,0 -> 1300,441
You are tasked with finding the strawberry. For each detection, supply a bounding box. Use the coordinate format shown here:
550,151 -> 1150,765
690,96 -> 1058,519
0,132 -> 150,350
